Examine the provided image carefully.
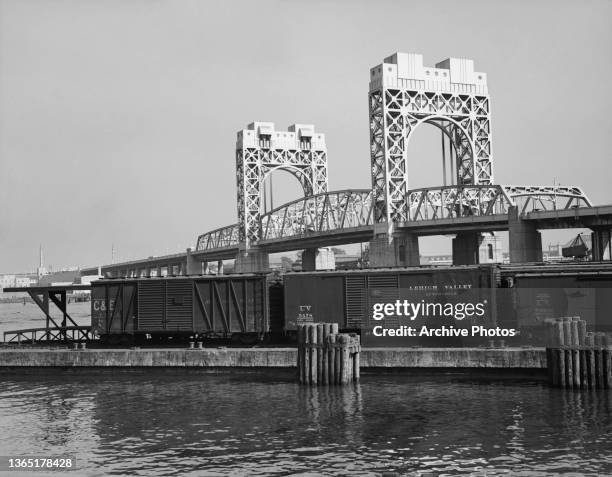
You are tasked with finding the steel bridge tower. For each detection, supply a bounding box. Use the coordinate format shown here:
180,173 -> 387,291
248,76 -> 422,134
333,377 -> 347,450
235,122 -> 329,271
368,52 -> 495,265
370,52 -> 493,226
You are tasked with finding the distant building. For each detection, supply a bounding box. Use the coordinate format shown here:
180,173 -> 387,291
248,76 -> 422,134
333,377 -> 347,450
0,275 -> 16,291
37,270 -> 80,287
14,277 -> 32,288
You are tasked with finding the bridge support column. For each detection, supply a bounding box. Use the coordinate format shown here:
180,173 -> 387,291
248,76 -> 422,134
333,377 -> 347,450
452,232 -> 480,265
234,249 -> 268,273
452,232 -> 502,265
368,228 -> 420,268
508,206 -> 542,263
302,247 -> 335,271
185,248 -> 203,275
591,228 -> 612,261
217,260 -> 224,275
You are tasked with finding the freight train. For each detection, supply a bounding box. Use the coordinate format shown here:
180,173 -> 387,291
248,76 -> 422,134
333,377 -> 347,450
90,263 -> 612,346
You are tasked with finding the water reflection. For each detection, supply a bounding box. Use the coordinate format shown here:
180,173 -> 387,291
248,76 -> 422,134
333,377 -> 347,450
0,371 -> 611,476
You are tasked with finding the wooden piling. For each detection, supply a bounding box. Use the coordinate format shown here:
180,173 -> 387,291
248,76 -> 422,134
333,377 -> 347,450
352,334 -> 360,382
562,318 -> 572,348
321,324 -> 330,385
595,348 -> 604,389
303,324 -> 311,385
564,347 -> 573,389
334,334 -> 342,384
316,323 -> 324,385
571,348 -> 580,388
328,333 -> 336,385
338,335 -> 349,384
554,319 -> 565,346
545,317 -> 612,390
557,348 -> 566,388
587,347 -> 596,389
297,322 -> 360,386
546,348 -> 555,384
577,319 -> 586,346
298,325 -> 306,384
579,347 -> 589,389
309,325 -> 318,385
570,318 -> 580,347
603,347 -> 611,389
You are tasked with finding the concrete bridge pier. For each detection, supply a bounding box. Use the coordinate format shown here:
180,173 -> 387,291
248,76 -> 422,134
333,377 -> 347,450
234,248 -> 269,273
591,228 -> 612,260
302,247 -> 335,271
452,232 -> 502,265
508,206 -> 543,263
185,248 -> 204,275
452,232 -> 480,265
368,227 -> 420,267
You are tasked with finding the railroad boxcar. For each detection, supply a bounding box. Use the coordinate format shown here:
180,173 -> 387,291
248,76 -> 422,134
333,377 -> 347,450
283,265 -> 499,347
498,262 -> 612,345
91,274 -> 277,344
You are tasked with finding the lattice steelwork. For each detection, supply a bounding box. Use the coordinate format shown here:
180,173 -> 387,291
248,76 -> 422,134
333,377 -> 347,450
260,189 -> 373,241
191,53 -> 595,255
369,53 -> 493,227
407,185 -> 510,221
502,185 -> 592,214
196,224 -> 239,251
236,122 -> 328,246
194,184 -> 591,251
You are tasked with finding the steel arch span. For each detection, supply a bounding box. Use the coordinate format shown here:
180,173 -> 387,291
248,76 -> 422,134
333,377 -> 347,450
369,53 -> 493,228
236,122 -> 328,247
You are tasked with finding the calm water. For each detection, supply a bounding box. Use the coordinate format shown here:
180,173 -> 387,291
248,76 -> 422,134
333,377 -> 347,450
0,371 -> 611,476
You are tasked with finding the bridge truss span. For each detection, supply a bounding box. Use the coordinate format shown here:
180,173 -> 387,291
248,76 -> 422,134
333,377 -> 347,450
406,185 -> 511,222
501,185 -> 592,214
196,224 -> 239,251
195,184 -> 593,251
260,189 -> 373,241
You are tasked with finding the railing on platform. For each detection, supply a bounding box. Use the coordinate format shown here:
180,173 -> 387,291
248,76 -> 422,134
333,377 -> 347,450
3,326 -> 93,344
2,284 -> 93,344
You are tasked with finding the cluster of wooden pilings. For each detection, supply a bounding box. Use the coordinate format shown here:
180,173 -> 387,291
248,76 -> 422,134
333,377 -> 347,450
545,317 -> 612,389
297,323 -> 361,385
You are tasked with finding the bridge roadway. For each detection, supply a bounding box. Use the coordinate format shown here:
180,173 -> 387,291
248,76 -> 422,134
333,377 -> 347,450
80,201 -> 612,277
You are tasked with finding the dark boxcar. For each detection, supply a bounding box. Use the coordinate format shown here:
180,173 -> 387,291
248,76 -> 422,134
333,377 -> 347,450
499,263 -> 612,345
283,265 -> 499,346
91,274 -> 270,341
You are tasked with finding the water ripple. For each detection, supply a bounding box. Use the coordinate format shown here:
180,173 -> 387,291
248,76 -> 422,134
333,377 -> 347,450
0,372 -> 611,475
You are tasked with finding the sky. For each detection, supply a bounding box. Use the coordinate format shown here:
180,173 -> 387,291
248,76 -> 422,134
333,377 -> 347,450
1,0 -> 611,272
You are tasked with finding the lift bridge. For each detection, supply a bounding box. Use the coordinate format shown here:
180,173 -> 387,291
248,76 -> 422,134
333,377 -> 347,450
82,53 -> 612,278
